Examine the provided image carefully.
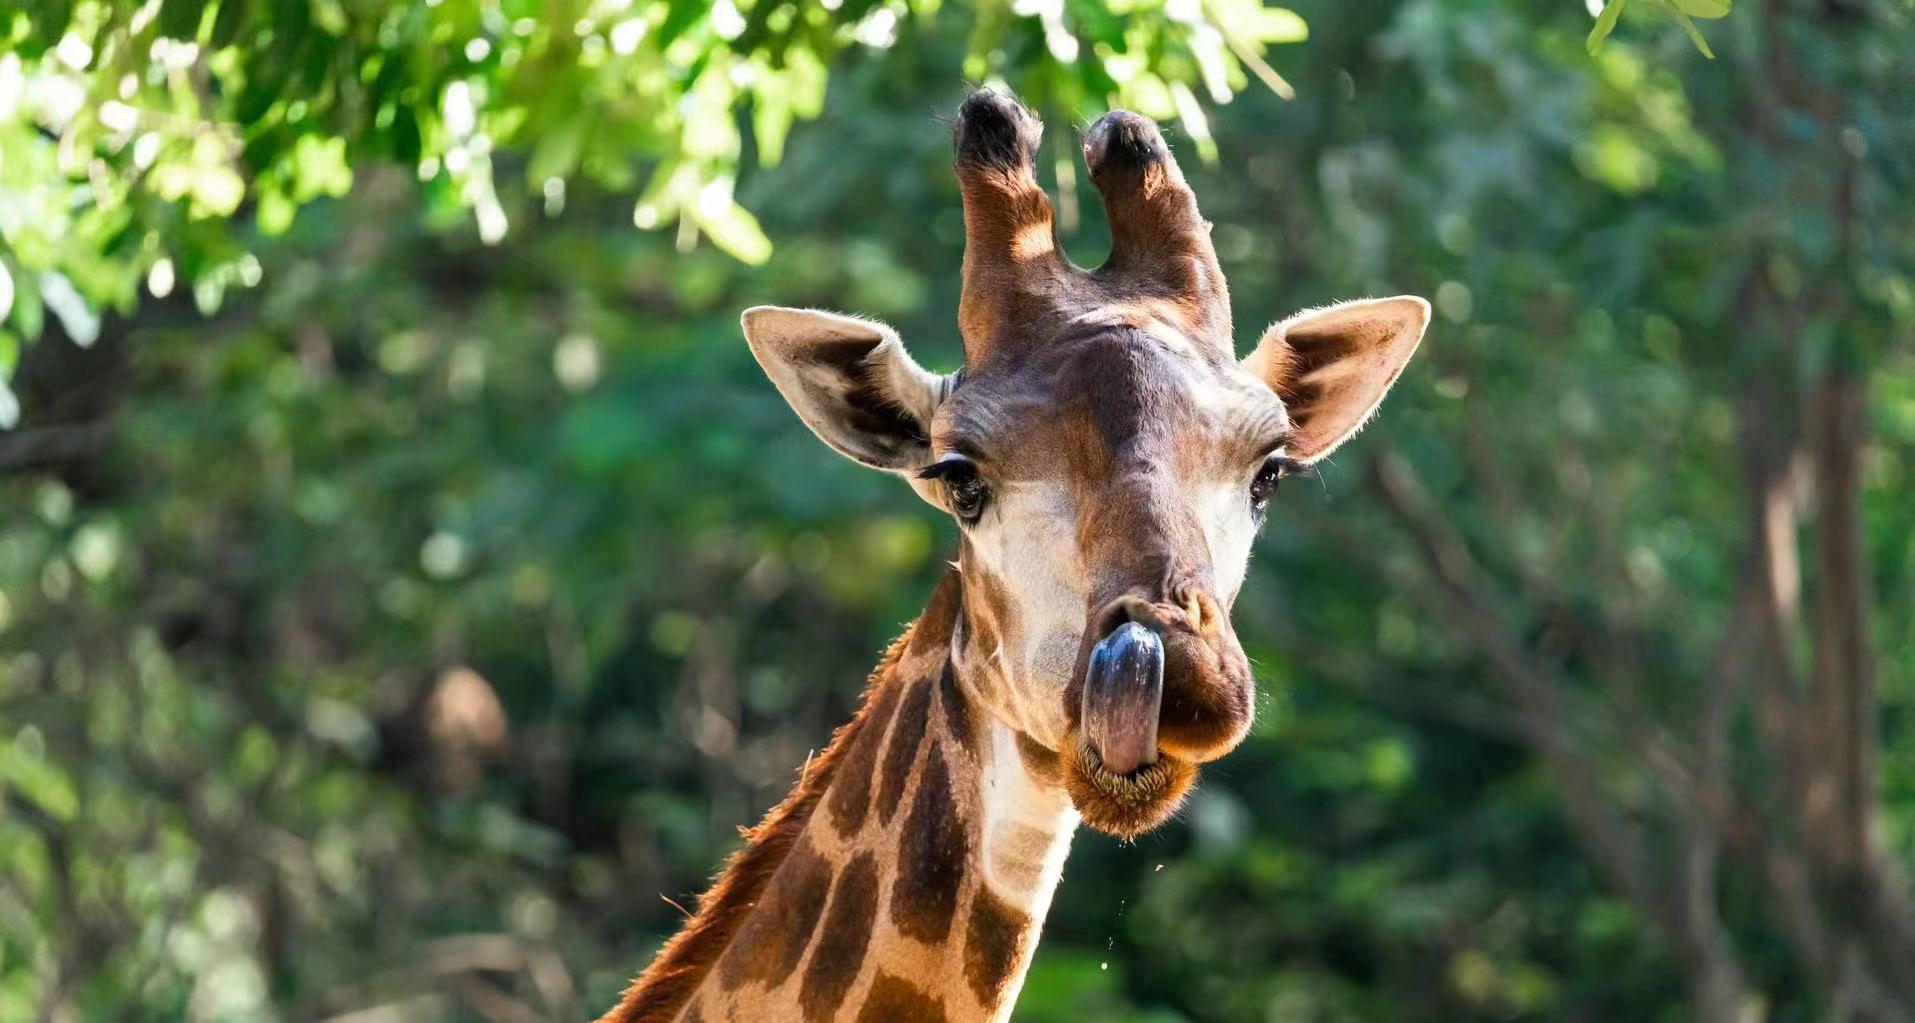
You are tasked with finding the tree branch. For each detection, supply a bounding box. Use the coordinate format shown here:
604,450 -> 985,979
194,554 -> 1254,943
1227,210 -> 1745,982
1368,452 -> 1758,1019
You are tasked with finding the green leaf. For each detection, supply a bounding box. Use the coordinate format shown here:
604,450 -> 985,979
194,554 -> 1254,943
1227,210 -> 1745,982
390,106 -> 422,166
1170,82 -> 1218,163
158,0 -> 203,40
695,199 -> 773,265
656,0 -> 707,46
1587,0 -> 1627,55
26,0 -> 73,55
527,118 -> 586,186
257,187 -> 296,235
1672,0 -> 1731,17
1250,6 -> 1308,44
753,93 -> 795,167
208,0 -> 246,47
0,744 -> 78,823
290,135 -> 353,201
1661,0 -> 1717,57
9,272 -> 43,342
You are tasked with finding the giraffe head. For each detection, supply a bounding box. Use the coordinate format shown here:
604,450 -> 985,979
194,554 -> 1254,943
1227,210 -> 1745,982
745,91 -> 1428,839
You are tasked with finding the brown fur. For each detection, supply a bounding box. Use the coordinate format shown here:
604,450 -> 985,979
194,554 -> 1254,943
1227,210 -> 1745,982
988,821 -> 1059,894
607,90 -> 1428,1023
827,677 -> 898,838
594,623 -> 924,1023
938,662 -> 976,755
856,973 -> 948,1023
951,92 -> 1233,367
800,852 -> 882,1022
877,676 -> 934,824
962,887 -> 1033,1008
1060,729 -> 1198,840
937,326 -> 1268,793
891,744 -> 968,941
715,835 -> 832,991
1014,730 -> 1061,786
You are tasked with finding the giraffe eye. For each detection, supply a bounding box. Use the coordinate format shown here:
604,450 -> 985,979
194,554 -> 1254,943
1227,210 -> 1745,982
919,455 -> 989,523
1250,455 -> 1298,511
946,466 -> 989,522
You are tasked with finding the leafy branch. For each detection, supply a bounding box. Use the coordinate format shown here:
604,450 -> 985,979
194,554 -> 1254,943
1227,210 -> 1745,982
0,0 -> 1307,376
1588,0 -> 1732,58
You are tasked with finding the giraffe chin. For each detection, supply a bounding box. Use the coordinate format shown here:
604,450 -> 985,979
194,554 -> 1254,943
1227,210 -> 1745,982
1060,728 -> 1198,841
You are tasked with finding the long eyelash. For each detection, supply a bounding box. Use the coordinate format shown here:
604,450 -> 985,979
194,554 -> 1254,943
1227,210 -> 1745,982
916,460 -> 965,481
1271,456 -> 1314,478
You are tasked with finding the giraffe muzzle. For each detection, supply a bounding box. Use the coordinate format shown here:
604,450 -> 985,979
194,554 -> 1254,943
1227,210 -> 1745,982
1080,621 -> 1165,776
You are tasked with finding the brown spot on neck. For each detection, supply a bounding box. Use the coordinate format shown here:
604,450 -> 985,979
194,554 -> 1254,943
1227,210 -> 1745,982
800,852 -> 882,1022
892,743 -> 969,942
715,835 -> 831,991
963,887 -> 1035,1009
877,675 -> 934,824
828,678 -> 900,837
938,661 -> 976,755
856,972 -> 948,1023
908,570 -> 963,656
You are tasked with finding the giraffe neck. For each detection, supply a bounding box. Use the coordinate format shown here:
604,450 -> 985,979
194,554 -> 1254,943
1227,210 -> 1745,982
599,570 -> 1081,1023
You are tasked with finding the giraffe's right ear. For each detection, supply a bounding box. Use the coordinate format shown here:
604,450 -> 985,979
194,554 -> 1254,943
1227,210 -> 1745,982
742,306 -> 953,473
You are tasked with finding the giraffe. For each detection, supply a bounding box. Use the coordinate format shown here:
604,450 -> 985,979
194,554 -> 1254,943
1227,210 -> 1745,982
596,90 -> 1431,1023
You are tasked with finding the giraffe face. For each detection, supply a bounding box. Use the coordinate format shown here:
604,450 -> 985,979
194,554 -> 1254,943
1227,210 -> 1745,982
742,91 -> 1430,839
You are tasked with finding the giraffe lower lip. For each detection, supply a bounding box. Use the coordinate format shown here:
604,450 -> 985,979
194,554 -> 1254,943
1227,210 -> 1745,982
1081,620 -> 1164,776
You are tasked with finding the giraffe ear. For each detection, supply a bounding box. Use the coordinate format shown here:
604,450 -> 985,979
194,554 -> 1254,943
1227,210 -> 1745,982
1241,296 -> 1430,464
743,306 -> 953,473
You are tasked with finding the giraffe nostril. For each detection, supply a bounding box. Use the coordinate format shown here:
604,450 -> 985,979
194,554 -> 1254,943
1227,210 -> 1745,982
1101,593 -> 1172,636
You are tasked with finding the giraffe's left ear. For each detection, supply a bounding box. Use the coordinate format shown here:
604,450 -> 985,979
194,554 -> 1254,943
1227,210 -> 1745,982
1242,296 -> 1431,464
743,306 -> 953,473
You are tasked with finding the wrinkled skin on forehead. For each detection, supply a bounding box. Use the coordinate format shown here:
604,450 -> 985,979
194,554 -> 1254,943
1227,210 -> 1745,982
743,89 -> 1430,839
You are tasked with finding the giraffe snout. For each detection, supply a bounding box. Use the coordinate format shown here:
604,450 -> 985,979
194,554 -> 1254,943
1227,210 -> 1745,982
1080,621 -> 1165,777
1072,587 -> 1255,768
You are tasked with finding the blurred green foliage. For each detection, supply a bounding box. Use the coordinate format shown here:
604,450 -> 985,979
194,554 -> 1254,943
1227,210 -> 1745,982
4,0 -> 1914,1022
0,0 -> 1307,409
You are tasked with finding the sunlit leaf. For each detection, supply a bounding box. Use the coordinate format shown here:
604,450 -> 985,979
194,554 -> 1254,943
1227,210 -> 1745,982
0,0 -> 1320,323
1661,0 -> 1717,57
528,118 -> 587,185
0,744 -> 79,822
9,272 -> 43,341
39,272 -> 99,347
257,186 -> 296,235
1169,82 -> 1218,163
290,135 -> 353,201
1249,5 -> 1308,43
696,197 -> 773,265
1671,0 -> 1730,17
752,92 -> 795,166
1587,0 -> 1627,54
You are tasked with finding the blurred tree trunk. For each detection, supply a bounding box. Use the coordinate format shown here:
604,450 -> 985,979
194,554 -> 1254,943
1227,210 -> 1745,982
1370,1 -> 1915,1011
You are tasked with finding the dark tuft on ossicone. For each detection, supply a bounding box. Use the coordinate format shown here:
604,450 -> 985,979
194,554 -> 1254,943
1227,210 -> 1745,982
953,90 -> 1043,170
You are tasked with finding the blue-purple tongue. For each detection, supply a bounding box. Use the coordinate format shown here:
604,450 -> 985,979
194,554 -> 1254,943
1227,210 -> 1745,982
1081,621 -> 1165,775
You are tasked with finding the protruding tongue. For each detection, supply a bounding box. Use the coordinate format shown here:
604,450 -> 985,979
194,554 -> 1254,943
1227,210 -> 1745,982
1081,621 -> 1165,776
